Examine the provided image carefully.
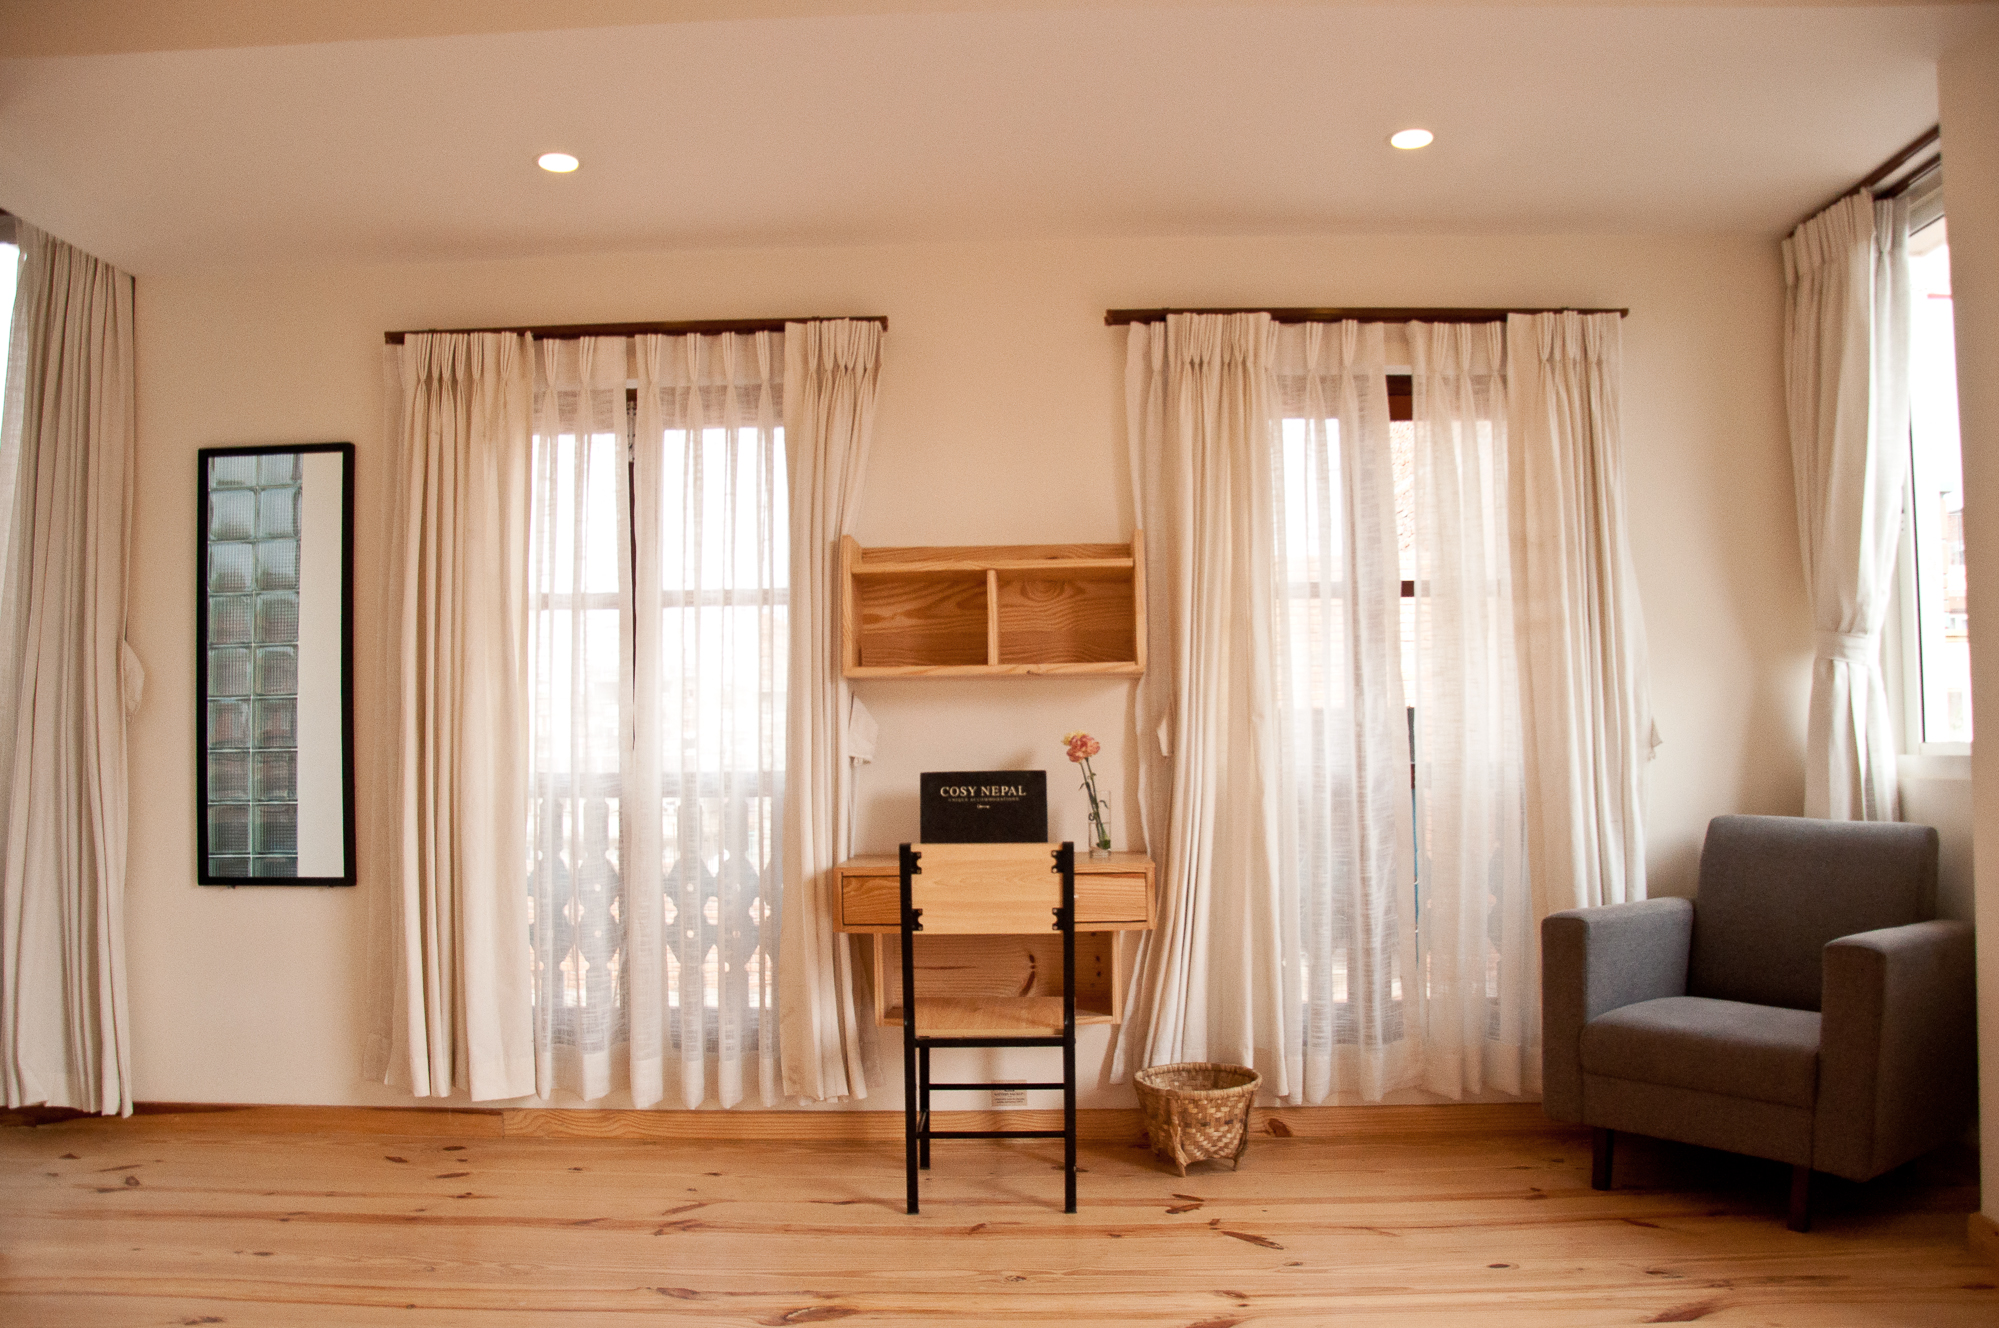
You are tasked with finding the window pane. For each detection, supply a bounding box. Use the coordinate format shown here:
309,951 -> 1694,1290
1908,222 -> 1970,744
0,243 -> 15,390
1392,419 -> 1416,702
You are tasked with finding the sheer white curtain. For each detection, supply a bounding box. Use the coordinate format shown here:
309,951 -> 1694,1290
1116,312 -> 1294,1093
1406,321 -> 1534,1097
1267,321 -> 1415,1103
526,332 -> 788,1109
0,224 -> 139,1115
778,319 -> 880,1103
1784,193 -> 1911,821
524,336 -> 631,1103
1122,314 -> 1596,1104
379,332 -> 538,1102
1506,311 -> 1653,916
635,331 -> 786,1109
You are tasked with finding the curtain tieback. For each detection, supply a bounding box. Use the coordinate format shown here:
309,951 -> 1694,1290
1815,630 -> 1874,664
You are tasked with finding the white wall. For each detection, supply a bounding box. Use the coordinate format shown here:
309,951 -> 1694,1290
128,230 -> 1811,1107
1938,23 -> 1999,1223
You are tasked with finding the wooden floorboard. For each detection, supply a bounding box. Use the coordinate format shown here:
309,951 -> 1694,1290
1,1105 -> 1988,1326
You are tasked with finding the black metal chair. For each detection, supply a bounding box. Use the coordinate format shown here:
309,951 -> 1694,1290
898,841 -> 1078,1214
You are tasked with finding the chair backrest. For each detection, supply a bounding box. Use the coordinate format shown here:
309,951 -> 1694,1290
903,842 -> 1070,935
1687,814 -> 1938,1011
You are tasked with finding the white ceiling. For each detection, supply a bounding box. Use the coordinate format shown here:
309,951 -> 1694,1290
0,2 -> 1990,274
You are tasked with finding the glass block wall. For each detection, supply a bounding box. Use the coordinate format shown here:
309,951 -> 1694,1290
206,453 -> 301,878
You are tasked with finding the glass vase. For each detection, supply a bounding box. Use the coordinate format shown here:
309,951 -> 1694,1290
1088,791 -> 1112,859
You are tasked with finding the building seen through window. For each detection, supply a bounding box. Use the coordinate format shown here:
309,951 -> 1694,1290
1905,217 -> 1969,748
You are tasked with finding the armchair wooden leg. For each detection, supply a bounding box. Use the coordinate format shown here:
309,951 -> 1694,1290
1788,1165 -> 1812,1233
1591,1128 -> 1614,1191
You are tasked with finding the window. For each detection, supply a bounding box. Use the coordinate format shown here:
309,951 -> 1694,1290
1,222 -> 17,384
1899,191 -> 1969,753
1271,325 -> 1530,1098
525,336 -> 786,1108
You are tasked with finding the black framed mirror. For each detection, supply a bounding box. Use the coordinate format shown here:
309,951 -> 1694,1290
196,443 -> 356,885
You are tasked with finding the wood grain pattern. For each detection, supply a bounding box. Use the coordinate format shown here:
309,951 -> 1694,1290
498,1105 -> 1563,1143
857,542 -> 1132,566
887,994 -> 1100,1036
1131,528 -> 1147,675
839,870 -> 1151,931
854,571 -> 989,668
840,852 -> 1154,875
506,1106 -> 1152,1142
849,557 -> 1132,575
842,538 -> 1144,678
986,568 -> 1000,665
899,842 -> 1071,936
842,847 -> 1144,1034
844,659 -> 1145,679
996,572 -> 1136,665
873,932 -> 1118,1028
3,1105 -> 1986,1326
1971,1210 -> 1999,1266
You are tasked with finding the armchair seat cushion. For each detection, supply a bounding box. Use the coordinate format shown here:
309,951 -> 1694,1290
1581,996 -> 1821,1109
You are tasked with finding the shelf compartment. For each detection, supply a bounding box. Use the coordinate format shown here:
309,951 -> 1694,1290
850,570 -> 989,669
881,997 -> 1115,1038
996,567 -> 1137,666
873,931 -> 1122,1031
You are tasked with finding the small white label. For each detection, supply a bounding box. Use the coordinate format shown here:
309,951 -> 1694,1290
992,1082 -> 1027,1107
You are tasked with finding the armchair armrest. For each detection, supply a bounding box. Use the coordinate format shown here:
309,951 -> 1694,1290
1540,898 -> 1693,1121
1814,919 -> 1976,1181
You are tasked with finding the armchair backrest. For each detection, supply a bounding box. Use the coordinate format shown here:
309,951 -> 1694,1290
1687,814 -> 1938,1011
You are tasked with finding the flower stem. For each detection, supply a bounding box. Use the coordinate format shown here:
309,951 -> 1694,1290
1078,756 -> 1110,851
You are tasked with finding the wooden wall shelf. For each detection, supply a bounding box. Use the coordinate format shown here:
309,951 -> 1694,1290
841,535 -> 1146,678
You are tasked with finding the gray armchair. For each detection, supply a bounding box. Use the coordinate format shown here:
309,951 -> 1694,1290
1542,814 -> 1975,1231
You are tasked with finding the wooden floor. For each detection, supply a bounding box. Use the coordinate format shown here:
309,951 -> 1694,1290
0,1104 -> 1988,1326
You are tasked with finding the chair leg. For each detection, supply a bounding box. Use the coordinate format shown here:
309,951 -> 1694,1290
900,845 -> 922,1215
918,1046 -> 932,1170
1788,1165 -> 1812,1233
1591,1128 -> 1614,1191
902,1027 -> 919,1215
1060,845 -> 1077,1215
1062,1030 -> 1077,1214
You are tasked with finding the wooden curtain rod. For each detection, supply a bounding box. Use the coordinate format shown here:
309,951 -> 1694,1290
1103,306 -> 1627,326
383,315 -> 887,346
1797,125 -> 1941,229
1878,155 -> 1943,203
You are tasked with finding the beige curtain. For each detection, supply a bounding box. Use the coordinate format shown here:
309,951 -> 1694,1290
1406,321 -> 1534,1097
777,319 -> 881,1102
1265,320 -> 1415,1102
374,332 -> 539,1101
1114,312 -> 1293,1092
1506,311 -> 1654,919
0,223 -> 139,1115
1783,192 -> 1910,820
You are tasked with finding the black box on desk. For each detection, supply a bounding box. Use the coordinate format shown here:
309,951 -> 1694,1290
920,771 -> 1048,843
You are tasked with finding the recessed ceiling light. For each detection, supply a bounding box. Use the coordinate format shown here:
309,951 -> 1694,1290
538,152 -> 580,173
1389,128 -> 1435,151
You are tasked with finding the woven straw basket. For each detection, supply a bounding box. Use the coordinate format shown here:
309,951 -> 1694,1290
1133,1062 -> 1261,1176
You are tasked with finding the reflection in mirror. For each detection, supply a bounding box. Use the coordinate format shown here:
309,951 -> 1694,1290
197,444 -> 355,885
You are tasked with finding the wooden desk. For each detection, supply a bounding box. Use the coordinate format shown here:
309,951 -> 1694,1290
835,851 -> 1155,1039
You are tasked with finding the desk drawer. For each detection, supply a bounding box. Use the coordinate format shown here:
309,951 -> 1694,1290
840,870 -> 1150,929
841,876 -> 902,929
1078,873 -> 1150,924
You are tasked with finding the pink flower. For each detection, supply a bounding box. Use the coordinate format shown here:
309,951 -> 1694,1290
1063,732 -> 1101,763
